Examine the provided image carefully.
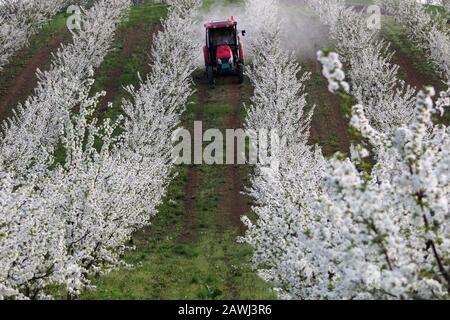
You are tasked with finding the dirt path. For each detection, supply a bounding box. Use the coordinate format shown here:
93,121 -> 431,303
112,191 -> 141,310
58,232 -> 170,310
179,166 -> 201,242
178,76 -> 248,240
83,4 -> 276,300
389,42 -> 447,92
220,78 -> 249,235
95,23 -> 159,114
219,78 -> 251,299
284,7 -> 351,155
303,60 -> 351,156
178,78 -> 207,243
0,29 -> 70,122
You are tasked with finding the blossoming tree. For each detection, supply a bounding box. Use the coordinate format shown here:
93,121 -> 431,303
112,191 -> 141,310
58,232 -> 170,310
378,0 -> 450,81
306,0 -> 417,133
0,0 -> 201,300
0,0 -> 68,70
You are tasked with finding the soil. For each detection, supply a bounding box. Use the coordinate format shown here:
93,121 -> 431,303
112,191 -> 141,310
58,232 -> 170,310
177,76 -> 207,243
304,59 -> 351,155
179,165 -> 202,243
95,23 -> 160,114
0,29 -> 70,122
389,42 -> 447,92
219,77 -> 250,236
178,75 -> 250,242
285,10 -> 351,155
218,77 -> 250,299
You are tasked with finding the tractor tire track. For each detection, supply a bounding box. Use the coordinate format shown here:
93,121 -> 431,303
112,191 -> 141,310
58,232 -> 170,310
220,78 -> 249,236
178,76 -> 207,244
179,165 -> 202,243
304,59 -> 351,155
389,42 -> 447,92
285,8 -> 351,155
218,77 -> 250,300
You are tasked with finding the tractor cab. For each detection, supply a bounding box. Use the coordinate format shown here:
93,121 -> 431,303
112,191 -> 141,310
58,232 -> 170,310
203,17 -> 246,85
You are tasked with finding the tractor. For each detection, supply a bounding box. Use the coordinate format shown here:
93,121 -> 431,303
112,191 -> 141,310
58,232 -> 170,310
203,17 -> 246,85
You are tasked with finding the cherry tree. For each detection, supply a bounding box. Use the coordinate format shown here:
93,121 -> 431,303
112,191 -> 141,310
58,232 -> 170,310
0,168 -> 67,300
55,0 -> 202,297
0,0 -> 132,299
305,0 -> 417,133
241,0 -> 328,299
0,0 -> 68,70
378,0 -> 450,82
121,0 -> 200,164
243,45 -> 450,299
0,0 -> 130,177
241,0 -> 449,299
0,0 -> 202,300
316,52 -> 450,299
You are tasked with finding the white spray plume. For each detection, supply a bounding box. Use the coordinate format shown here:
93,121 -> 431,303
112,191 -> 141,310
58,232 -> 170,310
279,0 -> 332,61
192,0 -> 331,66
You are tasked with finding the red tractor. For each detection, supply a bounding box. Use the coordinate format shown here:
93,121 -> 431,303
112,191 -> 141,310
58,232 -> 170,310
203,17 -> 246,85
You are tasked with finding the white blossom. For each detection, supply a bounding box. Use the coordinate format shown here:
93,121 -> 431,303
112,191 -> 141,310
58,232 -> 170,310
244,46 -> 450,299
306,0 -> 417,133
0,0 -> 68,70
0,0 -> 201,300
377,0 -> 450,81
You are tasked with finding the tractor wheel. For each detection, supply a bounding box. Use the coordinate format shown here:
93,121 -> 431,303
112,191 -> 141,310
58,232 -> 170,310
207,66 -> 215,85
237,63 -> 244,84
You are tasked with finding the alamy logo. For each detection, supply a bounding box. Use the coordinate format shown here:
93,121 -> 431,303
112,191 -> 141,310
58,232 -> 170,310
66,5 -> 81,31
172,121 -> 285,169
366,5 -> 381,30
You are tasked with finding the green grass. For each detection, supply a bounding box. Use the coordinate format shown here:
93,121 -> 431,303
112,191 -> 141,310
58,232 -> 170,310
202,0 -> 244,11
128,3 -> 167,26
82,2 -> 449,300
83,0 -> 447,299
0,12 -> 68,77
91,3 -> 168,122
3,0 -> 448,301
381,16 -> 443,85
82,72 -> 276,300
0,13 -> 69,123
